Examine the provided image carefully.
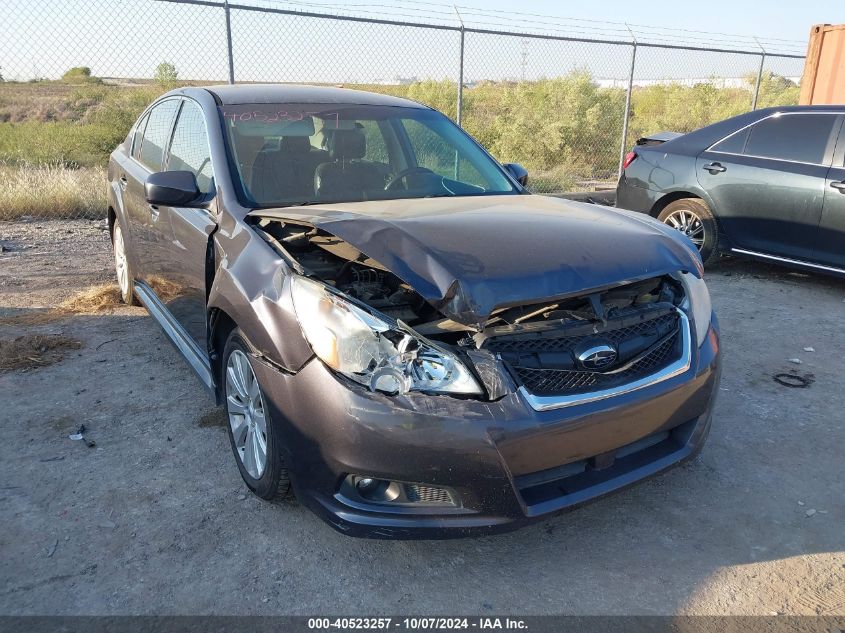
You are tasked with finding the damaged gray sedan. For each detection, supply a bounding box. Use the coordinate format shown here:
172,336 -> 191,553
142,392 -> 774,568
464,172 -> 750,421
107,84 -> 721,538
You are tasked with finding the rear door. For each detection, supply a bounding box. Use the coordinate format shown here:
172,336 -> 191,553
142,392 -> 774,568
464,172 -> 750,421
113,110 -> 148,268
154,99 -> 217,348
814,115 -> 845,268
124,98 -> 180,280
696,112 -> 839,261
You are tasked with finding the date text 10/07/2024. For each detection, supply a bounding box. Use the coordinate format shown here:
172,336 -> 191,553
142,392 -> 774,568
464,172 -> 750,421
307,617 -> 529,630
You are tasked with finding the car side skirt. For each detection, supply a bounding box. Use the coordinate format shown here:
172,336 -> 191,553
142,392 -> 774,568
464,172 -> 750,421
731,248 -> 845,276
133,281 -> 216,392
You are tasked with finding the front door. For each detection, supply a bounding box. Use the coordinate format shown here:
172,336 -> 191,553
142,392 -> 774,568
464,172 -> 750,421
697,112 -> 840,262
155,100 -> 217,350
813,118 -> 845,268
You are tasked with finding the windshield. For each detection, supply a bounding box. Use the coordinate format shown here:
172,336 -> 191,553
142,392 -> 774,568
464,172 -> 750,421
219,103 -> 519,207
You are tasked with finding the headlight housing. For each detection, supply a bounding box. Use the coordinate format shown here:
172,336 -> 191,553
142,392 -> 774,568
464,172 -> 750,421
290,275 -> 482,396
679,272 -> 712,347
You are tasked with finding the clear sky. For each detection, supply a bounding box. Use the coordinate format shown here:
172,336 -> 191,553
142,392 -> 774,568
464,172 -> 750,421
258,0 -> 835,53
1,0 -> 837,83
407,0 -> 836,45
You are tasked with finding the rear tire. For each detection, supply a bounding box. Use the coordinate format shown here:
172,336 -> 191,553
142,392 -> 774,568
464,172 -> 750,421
222,329 -> 293,503
657,198 -> 719,265
112,222 -> 139,305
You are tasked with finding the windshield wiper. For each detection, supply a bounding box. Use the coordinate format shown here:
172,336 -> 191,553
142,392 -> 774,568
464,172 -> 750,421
272,200 -> 328,208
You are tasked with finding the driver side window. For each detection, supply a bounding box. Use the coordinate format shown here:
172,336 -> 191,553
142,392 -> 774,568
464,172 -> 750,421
359,120 -> 390,165
166,101 -> 214,194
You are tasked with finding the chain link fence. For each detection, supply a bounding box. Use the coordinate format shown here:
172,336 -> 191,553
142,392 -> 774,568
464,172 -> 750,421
0,0 -> 806,219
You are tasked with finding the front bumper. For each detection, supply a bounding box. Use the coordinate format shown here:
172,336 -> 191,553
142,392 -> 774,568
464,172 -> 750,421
252,315 -> 721,539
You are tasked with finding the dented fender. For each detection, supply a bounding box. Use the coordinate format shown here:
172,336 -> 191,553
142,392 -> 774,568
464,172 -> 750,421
207,210 -> 313,374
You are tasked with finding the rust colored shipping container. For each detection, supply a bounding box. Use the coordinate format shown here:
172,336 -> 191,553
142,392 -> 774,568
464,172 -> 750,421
800,24 -> 845,105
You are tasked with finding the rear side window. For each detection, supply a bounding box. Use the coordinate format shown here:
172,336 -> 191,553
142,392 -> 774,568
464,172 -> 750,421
131,113 -> 149,159
711,127 -> 750,154
138,100 -> 179,171
743,114 -> 836,164
167,102 -> 214,194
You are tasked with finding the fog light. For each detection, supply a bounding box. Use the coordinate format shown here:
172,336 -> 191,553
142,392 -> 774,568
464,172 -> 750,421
351,476 -> 400,502
356,477 -> 378,493
340,475 -> 459,508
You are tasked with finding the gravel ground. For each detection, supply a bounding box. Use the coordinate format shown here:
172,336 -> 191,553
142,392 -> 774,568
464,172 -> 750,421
0,219 -> 843,616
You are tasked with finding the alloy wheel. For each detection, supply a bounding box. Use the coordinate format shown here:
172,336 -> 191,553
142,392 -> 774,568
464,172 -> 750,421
226,349 -> 268,479
663,208 -> 705,250
113,224 -> 130,298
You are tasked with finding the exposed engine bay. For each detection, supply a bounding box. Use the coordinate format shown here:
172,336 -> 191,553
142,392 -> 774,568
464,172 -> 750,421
253,217 -> 441,325
252,217 -> 686,351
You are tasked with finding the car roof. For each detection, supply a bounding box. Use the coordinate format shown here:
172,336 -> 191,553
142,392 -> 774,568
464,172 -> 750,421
200,83 -> 428,108
644,104 -> 845,155
751,104 -> 845,115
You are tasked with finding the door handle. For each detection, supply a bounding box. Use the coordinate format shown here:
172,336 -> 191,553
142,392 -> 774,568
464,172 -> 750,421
831,181 -> 845,193
118,175 -> 128,191
703,162 -> 727,174
148,204 -> 160,220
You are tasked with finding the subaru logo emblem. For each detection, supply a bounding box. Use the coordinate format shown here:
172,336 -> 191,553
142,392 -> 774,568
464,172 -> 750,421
575,342 -> 618,370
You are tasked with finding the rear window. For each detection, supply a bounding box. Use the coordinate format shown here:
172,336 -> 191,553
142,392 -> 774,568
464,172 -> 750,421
131,112 -> 149,159
743,114 -> 836,164
711,127 -> 750,154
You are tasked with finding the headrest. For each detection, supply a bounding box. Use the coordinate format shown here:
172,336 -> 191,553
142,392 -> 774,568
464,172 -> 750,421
229,116 -> 315,138
328,127 -> 366,160
280,135 -> 311,153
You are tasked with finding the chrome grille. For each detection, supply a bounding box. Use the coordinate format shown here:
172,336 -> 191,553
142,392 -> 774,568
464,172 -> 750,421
485,309 -> 684,397
488,312 -> 678,353
514,330 -> 680,396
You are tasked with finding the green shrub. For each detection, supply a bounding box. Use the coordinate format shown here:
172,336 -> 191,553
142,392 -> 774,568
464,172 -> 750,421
61,66 -> 101,84
0,83 -> 165,167
154,62 -> 179,87
0,72 -> 800,195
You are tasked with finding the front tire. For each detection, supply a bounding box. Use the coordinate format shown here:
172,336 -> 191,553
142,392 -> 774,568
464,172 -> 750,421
657,198 -> 719,265
223,329 -> 293,502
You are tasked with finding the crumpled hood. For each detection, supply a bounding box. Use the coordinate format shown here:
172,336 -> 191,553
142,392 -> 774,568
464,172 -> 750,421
251,195 -> 701,325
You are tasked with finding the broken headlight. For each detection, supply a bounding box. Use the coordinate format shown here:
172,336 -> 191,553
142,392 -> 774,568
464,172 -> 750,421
679,272 -> 712,347
290,276 -> 482,396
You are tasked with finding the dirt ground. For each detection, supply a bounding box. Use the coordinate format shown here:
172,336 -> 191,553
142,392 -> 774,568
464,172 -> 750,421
0,219 -> 843,616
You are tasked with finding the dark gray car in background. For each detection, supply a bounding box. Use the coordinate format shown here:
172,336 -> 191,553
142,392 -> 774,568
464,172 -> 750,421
616,105 -> 845,272
107,84 -> 720,538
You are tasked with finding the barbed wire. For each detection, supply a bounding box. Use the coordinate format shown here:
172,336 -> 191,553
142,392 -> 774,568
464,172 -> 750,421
237,0 -> 807,54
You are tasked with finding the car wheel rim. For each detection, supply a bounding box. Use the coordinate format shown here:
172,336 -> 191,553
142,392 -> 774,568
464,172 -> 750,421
113,225 -> 130,297
663,209 -> 705,250
226,349 -> 268,479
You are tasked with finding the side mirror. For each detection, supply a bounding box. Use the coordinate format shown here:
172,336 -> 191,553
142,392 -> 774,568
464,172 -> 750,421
503,163 -> 529,187
145,171 -> 201,207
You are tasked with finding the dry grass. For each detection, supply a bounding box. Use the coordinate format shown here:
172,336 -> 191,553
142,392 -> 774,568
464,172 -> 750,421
0,334 -> 82,371
0,162 -> 107,220
0,278 -> 184,326
0,82 -> 103,124
57,284 -> 124,313
0,283 -> 123,326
